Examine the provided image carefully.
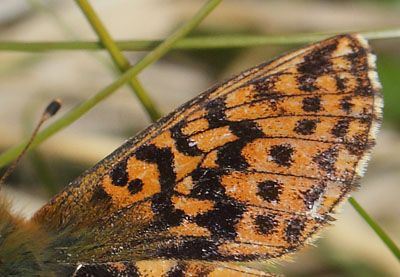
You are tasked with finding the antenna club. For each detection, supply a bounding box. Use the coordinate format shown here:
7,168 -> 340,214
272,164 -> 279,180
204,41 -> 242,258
44,99 -> 62,118
0,99 -> 62,191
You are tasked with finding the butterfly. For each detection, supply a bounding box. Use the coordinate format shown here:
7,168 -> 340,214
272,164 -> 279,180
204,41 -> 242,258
0,34 -> 382,276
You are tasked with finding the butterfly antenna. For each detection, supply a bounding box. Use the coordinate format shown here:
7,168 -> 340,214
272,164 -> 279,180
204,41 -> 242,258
0,99 -> 62,190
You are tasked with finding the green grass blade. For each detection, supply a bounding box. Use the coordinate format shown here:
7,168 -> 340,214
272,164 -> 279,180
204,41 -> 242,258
348,197 -> 400,261
75,0 -> 161,121
0,28 -> 399,52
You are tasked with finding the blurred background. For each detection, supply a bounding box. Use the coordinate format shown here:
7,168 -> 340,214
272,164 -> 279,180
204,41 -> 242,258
0,0 -> 399,276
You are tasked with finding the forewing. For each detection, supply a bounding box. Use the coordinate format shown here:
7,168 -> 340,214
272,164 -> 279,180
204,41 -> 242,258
34,34 -> 382,265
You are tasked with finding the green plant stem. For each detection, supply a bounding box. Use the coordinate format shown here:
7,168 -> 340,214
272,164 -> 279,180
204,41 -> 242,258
0,0 -> 222,167
0,28 -> 399,52
75,0 -> 161,121
348,197 -> 400,261
28,0 -> 116,73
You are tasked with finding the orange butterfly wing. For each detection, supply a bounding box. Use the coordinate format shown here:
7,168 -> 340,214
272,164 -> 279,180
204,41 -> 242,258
33,34 -> 382,276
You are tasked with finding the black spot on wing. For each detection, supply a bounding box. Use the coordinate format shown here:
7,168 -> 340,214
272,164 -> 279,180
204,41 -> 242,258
297,41 -> 337,76
302,96 -> 321,112
90,185 -> 112,203
205,97 -> 229,128
189,167 -> 246,240
297,57 -> 331,76
314,147 -> 338,175
216,139 -> 250,170
190,168 -> 227,201
249,75 -> 285,109
255,214 -> 279,235
355,76 -> 374,96
158,237 -> 220,260
334,75 -> 347,91
346,50 -> 368,72
345,133 -> 368,155
128,179 -> 144,195
284,218 -> 305,244
257,180 -> 282,203
151,192 -> 185,227
360,113 -> 373,125
251,76 -> 274,97
194,201 -> 245,240
331,119 -> 350,138
269,143 -> 295,167
294,119 -> 319,135
229,120 -> 265,139
340,96 -> 354,114
110,158 -> 128,187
